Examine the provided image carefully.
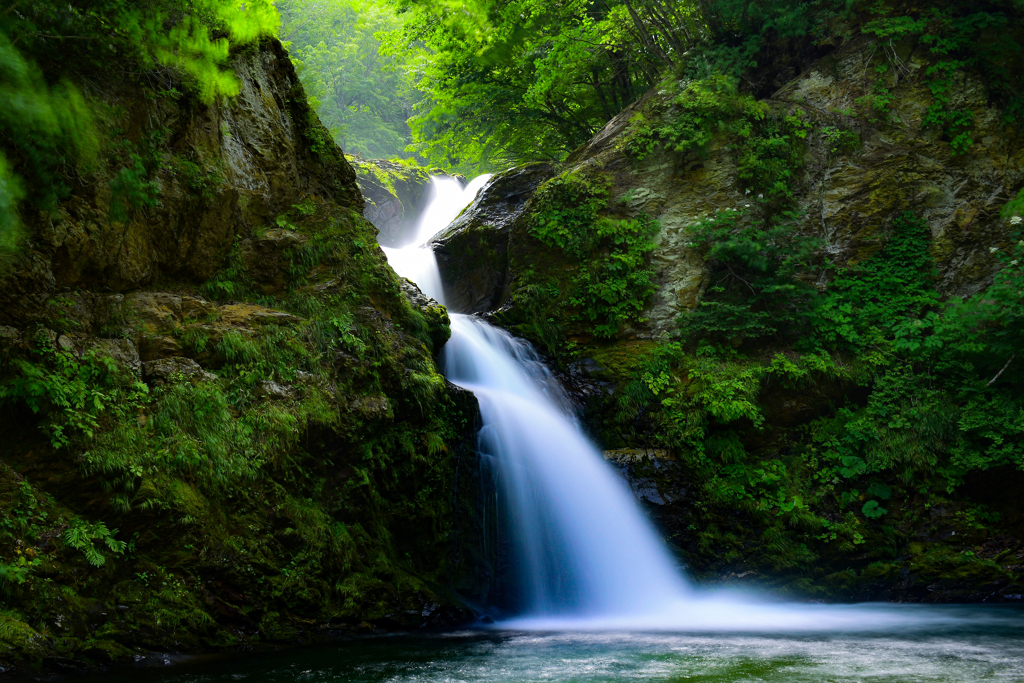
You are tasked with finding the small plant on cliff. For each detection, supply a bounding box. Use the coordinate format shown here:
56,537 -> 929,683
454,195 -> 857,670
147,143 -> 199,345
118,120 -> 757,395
529,170 -> 610,259
863,4 -> 1024,153
817,212 -> 939,351
620,76 -> 767,161
572,216 -> 661,337
528,170 -> 660,338
679,208 -> 820,346
0,340 -> 148,449
63,519 -> 127,567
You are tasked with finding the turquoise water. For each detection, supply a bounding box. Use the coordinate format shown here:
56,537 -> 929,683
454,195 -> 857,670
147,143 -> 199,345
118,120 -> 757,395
92,607 -> 1024,682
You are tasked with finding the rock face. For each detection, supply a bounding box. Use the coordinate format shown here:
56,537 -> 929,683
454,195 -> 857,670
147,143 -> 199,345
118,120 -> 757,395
430,163 -> 552,313
436,33 -> 1024,602
603,448 -> 683,506
0,39 -> 360,326
0,39 -> 484,673
437,36 -> 1023,337
348,158 -> 434,246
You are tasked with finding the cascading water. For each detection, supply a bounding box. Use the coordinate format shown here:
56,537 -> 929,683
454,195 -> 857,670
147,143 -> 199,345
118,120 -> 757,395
383,174 -> 973,633
441,315 -> 690,617
381,174 -> 492,304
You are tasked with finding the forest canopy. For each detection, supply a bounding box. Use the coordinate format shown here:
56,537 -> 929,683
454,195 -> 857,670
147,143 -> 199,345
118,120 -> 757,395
2,0 -> 1023,246
281,0 -> 1024,172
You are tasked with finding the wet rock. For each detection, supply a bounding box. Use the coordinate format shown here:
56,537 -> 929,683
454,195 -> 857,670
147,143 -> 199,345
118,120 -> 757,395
257,380 -> 297,401
218,303 -> 299,327
137,335 -> 182,362
349,158 -> 434,246
399,279 -> 452,350
239,228 -> 307,295
142,357 -> 217,384
603,448 -> 683,505
440,37 -> 1022,337
84,338 -> 142,377
400,278 -> 440,311
347,394 -> 393,421
0,326 -> 20,345
131,293 -> 218,334
430,163 -> 553,314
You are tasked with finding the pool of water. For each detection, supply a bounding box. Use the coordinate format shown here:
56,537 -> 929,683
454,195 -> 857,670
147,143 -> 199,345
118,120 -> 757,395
91,606 -> 1024,683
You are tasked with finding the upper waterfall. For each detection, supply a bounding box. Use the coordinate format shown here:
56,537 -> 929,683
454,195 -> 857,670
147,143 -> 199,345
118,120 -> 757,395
381,174 -> 492,305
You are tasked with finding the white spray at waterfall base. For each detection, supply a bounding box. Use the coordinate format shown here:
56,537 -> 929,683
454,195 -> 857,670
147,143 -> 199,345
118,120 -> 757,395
382,175 -> 1005,634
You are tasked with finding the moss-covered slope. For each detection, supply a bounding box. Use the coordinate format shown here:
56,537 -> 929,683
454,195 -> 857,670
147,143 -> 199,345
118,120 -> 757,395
435,23 -> 1024,602
0,39 -> 485,674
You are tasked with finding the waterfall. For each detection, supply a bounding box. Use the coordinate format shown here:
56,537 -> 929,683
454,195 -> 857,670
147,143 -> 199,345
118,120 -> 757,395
381,174 -> 492,304
441,315 -> 691,617
383,174 -> 949,633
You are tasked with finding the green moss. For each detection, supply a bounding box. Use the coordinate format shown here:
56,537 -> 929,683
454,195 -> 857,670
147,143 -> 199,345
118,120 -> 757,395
0,185 -> 476,668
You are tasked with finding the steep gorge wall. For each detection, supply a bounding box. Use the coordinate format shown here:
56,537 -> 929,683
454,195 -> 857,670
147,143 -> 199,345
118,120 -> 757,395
0,39 -> 487,674
438,36 -> 1023,323
434,33 -> 1024,602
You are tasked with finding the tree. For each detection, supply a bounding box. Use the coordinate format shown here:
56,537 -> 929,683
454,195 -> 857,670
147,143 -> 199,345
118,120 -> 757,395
279,0 -> 420,159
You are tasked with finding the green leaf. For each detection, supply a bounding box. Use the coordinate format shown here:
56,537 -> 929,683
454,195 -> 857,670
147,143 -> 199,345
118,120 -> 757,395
862,500 -> 888,519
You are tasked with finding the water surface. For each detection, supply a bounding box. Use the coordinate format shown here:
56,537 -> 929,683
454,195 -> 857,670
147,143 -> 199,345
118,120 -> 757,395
93,607 -> 1024,683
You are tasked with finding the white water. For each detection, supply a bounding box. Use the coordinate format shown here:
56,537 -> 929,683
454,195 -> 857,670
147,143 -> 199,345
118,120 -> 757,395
442,315 -> 690,617
383,174 -> 977,634
381,174 -> 492,304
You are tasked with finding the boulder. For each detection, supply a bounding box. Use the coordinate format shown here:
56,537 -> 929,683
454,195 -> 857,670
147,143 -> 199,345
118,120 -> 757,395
142,357 -> 218,384
349,158 -> 434,246
84,338 -> 142,378
239,228 -> 308,295
603,448 -> 683,506
429,163 -> 553,313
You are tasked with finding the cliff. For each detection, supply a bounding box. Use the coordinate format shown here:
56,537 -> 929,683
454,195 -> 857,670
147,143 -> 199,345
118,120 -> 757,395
433,31 -> 1024,602
0,39 -> 484,673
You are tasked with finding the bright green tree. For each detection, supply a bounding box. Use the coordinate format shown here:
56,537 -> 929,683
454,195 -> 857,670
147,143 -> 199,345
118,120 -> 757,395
382,0 -> 700,172
279,0 -> 420,159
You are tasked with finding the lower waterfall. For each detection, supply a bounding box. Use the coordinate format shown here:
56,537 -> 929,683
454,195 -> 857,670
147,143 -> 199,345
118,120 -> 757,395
442,314 -> 690,618
383,174 -> 965,633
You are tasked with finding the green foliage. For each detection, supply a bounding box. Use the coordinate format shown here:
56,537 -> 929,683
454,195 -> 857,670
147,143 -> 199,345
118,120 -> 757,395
63,519 -> 126,567
570,216 -> 660,338
681,209 -> 819,345
175,156 -> 223,204
1003,189 -> 1024,219
0,33 -> 97,251
109,154 -> 160,222
621,76 -> 766,160
863,4 -> 1024,152
817,213 -> 939,350
0,153 -> 25,261
607,206 -> 1024,581
202,236 -> 254,301
279,0 -> 417,158
0,0 -> 278,264
529,171 -> 610,259
4,0 -> 279,102
527,171 -> 659,337
380,0 -> 704,171
0,341 -> 148,449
